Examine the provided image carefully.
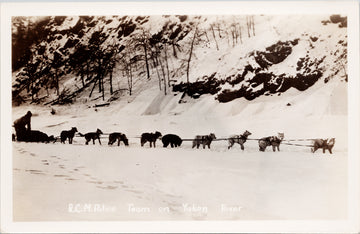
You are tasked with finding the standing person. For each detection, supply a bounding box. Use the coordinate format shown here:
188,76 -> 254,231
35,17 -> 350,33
13,111 -> 32,141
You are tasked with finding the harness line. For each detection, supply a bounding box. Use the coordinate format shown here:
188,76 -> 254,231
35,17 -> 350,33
53,134 -> 316,149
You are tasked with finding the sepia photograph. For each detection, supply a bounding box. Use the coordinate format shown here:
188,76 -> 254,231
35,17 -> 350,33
1,1 -> 359,233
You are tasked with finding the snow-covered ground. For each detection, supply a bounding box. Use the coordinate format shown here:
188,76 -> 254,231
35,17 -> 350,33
13,142 -> 347,221
12,78 -> 348,221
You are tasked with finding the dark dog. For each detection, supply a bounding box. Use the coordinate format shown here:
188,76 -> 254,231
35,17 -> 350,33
258,133 -> 284,152
162,134 -> 182,148
25,130 -> 55,143
311,138 -> 335,154
192,133 -> 216,149
228,130 -> 252,150
79,129 -> 103,145
108,132 -> 129,146
140,131 -> 162,148
60,127 -> 78,144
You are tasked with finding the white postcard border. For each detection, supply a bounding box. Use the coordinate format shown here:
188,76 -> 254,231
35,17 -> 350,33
1,1 -> 359,233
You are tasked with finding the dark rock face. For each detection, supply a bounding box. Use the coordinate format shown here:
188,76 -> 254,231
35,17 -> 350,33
329,15 -> 347,28
253,40 -> 298,69
173,39 -> 326,103
173,73 -> 224,100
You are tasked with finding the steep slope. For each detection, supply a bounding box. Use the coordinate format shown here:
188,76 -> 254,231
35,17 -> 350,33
12,15 -> 347,110
173,15 -> 347,103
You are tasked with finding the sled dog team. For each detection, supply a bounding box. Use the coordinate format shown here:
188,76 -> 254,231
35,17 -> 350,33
13,111 -> 335,153
34,127 -> 338,154
62,128 -> 276,151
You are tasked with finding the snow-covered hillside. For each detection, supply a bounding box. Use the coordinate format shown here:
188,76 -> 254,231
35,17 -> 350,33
12,15 -> 347,106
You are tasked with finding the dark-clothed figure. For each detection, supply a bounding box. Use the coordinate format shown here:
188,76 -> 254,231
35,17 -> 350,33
13,111 -> 32,141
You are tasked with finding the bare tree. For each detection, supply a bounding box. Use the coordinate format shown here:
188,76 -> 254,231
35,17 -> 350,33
186,24 -> 198,86
159,56 -> 167,95
251,16 -> 255,36
118,51 -> 134,96
104,45 -> 118,96
164,43 -> 171,87
133,29 -> 151,80
339,60 -> 347,81
203,30 -> 210,43
239,25 -> 243,44
127,56 -> 133,96
155,44 -> 167,95
230,23 -> 236,47
216,23 -> 222,38
246,16 -> 251,38
210,24 -> 219,50
150,47 -> 162,91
